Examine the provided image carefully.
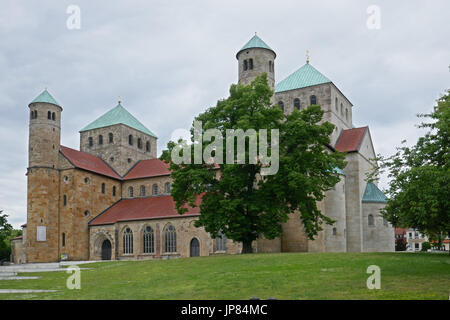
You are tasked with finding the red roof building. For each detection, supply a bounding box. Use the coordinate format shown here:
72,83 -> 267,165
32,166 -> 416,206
335,127 -> 368,152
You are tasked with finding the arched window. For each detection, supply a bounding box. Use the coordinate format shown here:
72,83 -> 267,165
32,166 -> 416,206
30,110 -> 33,120
101,183 -> 105,194
140,185 -> 146,197
332,228 -> 337,236
128,186 -> 134,197
137,138 -> 142,149
269,61 -> 272,72
98,135 -> 103,145
335,97 -> 338,111
216,232 -> 227,251
152,184 -> 158,195
47,111 -> 51,119
164,225 -> 176,253
128,135 -> 133,146
310,95 -> 317,105
345,108 -> 348,120
52,112 -> 55,121
294,98 -> 301,110
340,103 -> 343,115
146,141 -> 150,152
249,58 -> 253,70
88,137 -> 93,147
368,214 -> 374,226
278,101 -> 284,113
63,195 -> 67,206
165,182 -> 171,194
123,228 -> 133,254
62,233 -> 66,247
112,186 -> 116,197
109,133 -> 113,143
143,226 -> 154,254
243,60 -> 248,71
34,110 -> 38,119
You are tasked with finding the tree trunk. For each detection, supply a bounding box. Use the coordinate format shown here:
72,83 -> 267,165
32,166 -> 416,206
242,240 -> 253,254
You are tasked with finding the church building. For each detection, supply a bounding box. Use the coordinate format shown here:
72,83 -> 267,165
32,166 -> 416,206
12,34 -> 394,263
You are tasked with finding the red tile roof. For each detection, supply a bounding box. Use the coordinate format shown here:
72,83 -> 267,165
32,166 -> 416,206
335,127 -> 368,152
11,235 -> 23,240
60,146 -> 122,180
123,159 -> 170,180
89,195 -> 201,225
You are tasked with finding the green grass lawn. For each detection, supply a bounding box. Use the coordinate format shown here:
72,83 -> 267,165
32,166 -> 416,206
1,252 -> 449,300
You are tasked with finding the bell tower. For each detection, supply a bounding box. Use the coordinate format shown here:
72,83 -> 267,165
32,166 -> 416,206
26,89 -> 62,262
236,34 -> 276,89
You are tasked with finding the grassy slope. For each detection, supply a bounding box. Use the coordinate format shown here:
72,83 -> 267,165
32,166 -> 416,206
0,252 -> 449,300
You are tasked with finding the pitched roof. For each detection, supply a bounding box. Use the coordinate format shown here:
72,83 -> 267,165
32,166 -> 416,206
335,127 -> 368,152
30,89 -> 61,107
362,182 -> 388,203
60,146 -> 122,180
123,159 -> 171,180
11,235 -> 23,241
237,34 -> 275,57
89,195 -> 201,225
79,103 -> 157,138
275,63 -> 331,93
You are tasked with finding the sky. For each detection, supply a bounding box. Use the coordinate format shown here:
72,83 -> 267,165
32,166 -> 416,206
0,0 -> 448,228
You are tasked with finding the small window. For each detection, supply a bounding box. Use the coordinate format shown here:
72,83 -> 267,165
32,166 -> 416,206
294,98 -> 301,110
123,228 -> 133,254
63,195 -> 67,206
34,110 -> 38,119
84,177 -> 90,184
128,135 -> 133,146
310,95 -> 317,105
278,101 -> 284,113
249,58 -> 253,70
99,135 -> 103,145
368,214 -> 374,226
243,60 -> 248,71
165,182 -> 171,194
335,97 -> 338,111
140,185 -> 146,197
340,103 -> 343,115
52,112 -> 55,121
110,157 -> 114,162
345,108 -> 348,120
109,133 -> 113,143
137,138 -> 142,149
88,137 -> 93,147
62,233 -> 66,247
101,183 -> 105,194
112,186 -> 116,197
216,232 -> 227,251
127,158 -> 132,163
152,184 -> 158,195
269,61 -> 273,72
48,111 -> 51,119
84,210 -> 90,217
146,141 -> 150,152
332,228 -> 337,236
129,186 -> 134,197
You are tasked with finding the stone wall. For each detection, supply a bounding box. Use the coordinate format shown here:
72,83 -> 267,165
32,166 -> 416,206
362,202 -> 395,252
323,175 -> 347,252
122,175 -> 172,199
237,47 -> 276,89
80,124 -> 157,176
11,238 -> 26,264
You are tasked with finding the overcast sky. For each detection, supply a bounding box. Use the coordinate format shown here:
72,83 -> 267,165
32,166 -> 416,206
0,1 -> 448,228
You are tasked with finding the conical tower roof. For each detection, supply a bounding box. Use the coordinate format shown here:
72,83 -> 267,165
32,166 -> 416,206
29,89 -> 61,107
236,34 -> 276,58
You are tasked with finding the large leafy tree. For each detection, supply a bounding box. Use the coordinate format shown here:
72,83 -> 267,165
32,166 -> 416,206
0,210 -> 14,261
372,91 -> 449,248
162,74 -> 346,253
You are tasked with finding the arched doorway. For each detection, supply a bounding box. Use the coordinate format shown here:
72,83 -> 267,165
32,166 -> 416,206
101,239 -> 112,260
190,238 -> 200,257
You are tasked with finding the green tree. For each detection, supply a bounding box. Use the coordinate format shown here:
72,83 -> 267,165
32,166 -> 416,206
162,74 -> 346,253
0,210 -> 13,261
371,91 -> 450,250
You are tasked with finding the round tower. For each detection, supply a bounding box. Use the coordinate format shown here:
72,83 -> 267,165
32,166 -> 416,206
236,34 -> 276,89
26,89 -> 62,262
28,89 -> 62,168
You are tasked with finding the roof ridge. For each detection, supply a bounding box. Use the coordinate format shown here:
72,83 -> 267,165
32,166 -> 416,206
275,63 -> 331,93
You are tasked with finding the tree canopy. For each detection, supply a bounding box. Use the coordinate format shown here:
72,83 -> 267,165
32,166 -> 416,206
161,74 -> 346,253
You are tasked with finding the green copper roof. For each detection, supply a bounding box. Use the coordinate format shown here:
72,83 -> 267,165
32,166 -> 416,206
237,35 -> 275,57
80,103 -> 157,138
362,182 -> 388,203
275,63 -> 331,93
30,89 -> 61,107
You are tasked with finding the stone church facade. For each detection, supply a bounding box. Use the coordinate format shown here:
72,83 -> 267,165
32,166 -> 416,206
12,35 -> 394,264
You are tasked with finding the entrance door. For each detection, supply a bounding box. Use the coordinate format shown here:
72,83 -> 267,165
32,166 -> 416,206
101,239 -> 112,260
190,238 -> 200,257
